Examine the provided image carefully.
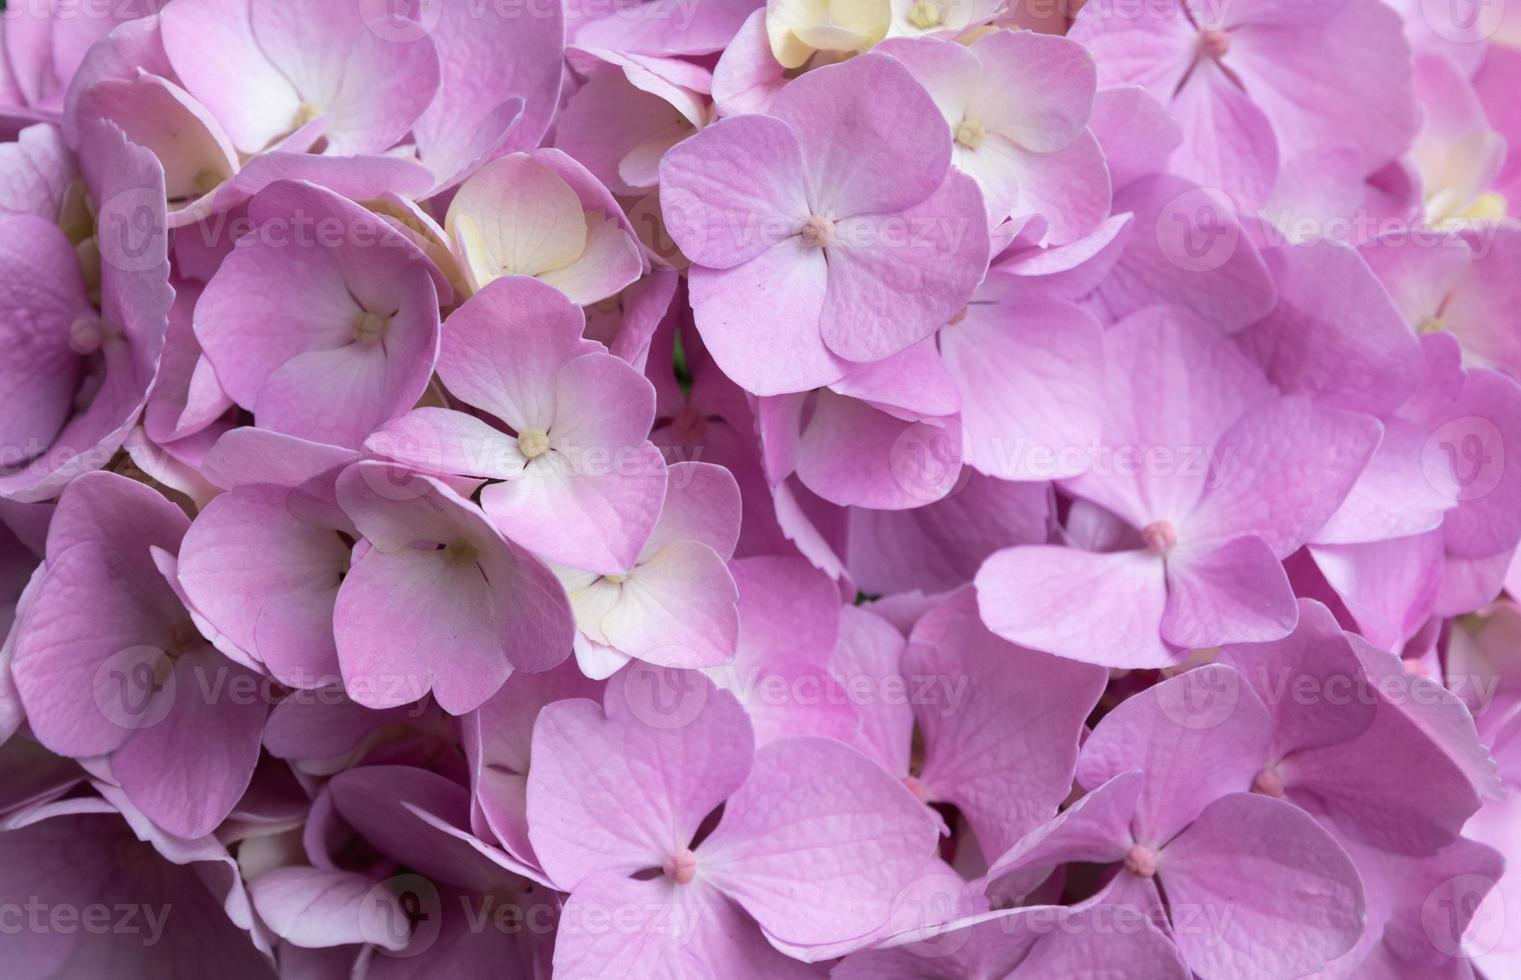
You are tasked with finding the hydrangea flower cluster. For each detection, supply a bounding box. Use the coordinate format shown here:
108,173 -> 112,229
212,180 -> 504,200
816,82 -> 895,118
1,0 -> 1519,976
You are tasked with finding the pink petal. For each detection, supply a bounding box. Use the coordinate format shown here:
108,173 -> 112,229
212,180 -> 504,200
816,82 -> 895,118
701,736 -> 938,948
247,0 -> 440,155
526,668 -> 754,890
846,472 -> 1050,595
481,355 -> 666,574
908,590 -> 1107,859
983,771 -> 1141,900
366,408 -> 527,482
659,113 -> 809,269
412,0 -> 562,187
0,214 -> 92,460
1094,175 -> 1276,333
1161,534 -> 1299,648
249,866 -> 407,951
552,874 -> 811,979
1168,63 -> 1280,210
941,287 -> 1105,481
1186,395 -> 1382,555
687,238 -> 844,395
176,484 -> 347,687
819,170 -> 989,363
1078,664 -> 1272,844
794,391 -> 962,510
1228,0 -> 1419,173
767,53 -> 952,218
466,664 -> 601,868
110,647 -> 267,838
1160,792 -> 1366,980
976,545 -> 1173,668
435,276 -> 598,434
334,464 -> 572,714
1235,239 -> 1423,415
643,461 -> 742,560
599,540 -> 740,668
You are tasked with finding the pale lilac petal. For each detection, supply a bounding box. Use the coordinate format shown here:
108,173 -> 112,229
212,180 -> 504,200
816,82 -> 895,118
659,113 -> 809,269
250,866 -> 407,951
526,669 -> 754,890
435,276 -> 598,433
976,545 -> 1173,668
767,53 -> 951,218
412,0 -> 562,187
1236,239 -> 1423,415
794,391 -> 961,510
1094,175 -> 1275,333
940,287 -> 1105,481
908,591 -> 1107,859
1169,64 -> 1280,210
110,648 -> 267,838
1160,793 -> 1366,980
984,771 -> 1141,900
686,238 -> 843,396
701,736 -> 938,948
1161,534 -> 1299,648
819,170 -> 989,363
1228,0 -> 1418,172
847,473 -> 1050,595
1077,664 -> 1272,843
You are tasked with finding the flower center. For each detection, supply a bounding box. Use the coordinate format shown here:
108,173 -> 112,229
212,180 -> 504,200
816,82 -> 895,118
1141,520 -> 1178,555
799,215 -> 835,248
352,311 -> 389,344
294,101 -> 323,127
602,573 -> 628,585
1199,28 -> 1230,59
1417,316 -> 1449,335
191,168 -> 226,196
1123,843 -> 1159,878
1461,191 -> 1509,221
442,539 -> 478,566
1252,765 -> 1286,798
907,0 -> 942,29
69,313 -> 105,355
663,847 -> 698,885
954,118 -> 986,150
670,406 -> 708,444
518,428 -> 551,460
902,775 -> 930,803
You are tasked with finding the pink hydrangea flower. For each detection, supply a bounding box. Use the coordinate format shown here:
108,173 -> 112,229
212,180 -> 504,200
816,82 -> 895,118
660,52 -> 990,394
332,460 -> 575,715
526,665 -> 939,970
976,305 -> 1382,667
9,473 -> 266,837
1070,0 -> 1419,209
193,179 -> 442,450
367,277 -> 668,574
